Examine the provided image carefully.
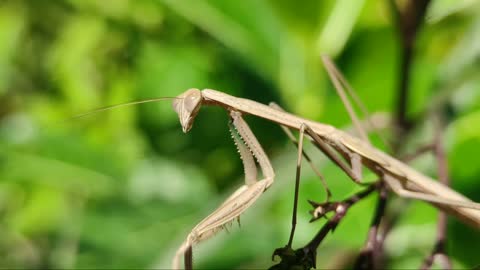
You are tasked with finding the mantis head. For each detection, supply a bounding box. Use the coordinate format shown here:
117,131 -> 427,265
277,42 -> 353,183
173,88 -> 203,133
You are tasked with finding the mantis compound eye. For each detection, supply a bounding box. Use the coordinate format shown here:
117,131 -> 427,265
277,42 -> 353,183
173,88 -> 203,133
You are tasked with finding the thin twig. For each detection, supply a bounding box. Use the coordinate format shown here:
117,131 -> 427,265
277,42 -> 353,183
390,0 -> 432,133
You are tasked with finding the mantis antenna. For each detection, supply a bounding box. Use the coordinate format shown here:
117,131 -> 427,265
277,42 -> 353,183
70,97 -> 179,119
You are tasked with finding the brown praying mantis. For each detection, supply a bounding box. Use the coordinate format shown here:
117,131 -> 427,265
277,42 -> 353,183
168,60 -> 480,269
76,56 -> 480,269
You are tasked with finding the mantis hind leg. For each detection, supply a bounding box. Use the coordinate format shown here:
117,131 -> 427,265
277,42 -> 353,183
384,174 -> 480,210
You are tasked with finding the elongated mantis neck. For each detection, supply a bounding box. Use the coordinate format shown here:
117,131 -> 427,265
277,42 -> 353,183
202,89 -> 336,137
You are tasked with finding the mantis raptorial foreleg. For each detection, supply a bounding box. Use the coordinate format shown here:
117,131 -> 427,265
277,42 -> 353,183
217,119 -> 258,206
172,110 -> 274,269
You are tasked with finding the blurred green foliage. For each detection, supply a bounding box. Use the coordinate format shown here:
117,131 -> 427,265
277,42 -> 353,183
1,0 -> 480,269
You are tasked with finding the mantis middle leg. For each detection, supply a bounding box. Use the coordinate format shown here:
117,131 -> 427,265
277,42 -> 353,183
268,102 -> 332,248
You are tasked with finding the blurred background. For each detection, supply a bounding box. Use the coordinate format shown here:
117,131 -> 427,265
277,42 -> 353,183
1,0 -> 480,269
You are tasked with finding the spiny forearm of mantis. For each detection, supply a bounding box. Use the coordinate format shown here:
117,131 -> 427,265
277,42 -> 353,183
171,108 -> 275,269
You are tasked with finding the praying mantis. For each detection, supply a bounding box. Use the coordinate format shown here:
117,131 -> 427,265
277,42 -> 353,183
167,59 -> 480,269
76,57 -> 480,269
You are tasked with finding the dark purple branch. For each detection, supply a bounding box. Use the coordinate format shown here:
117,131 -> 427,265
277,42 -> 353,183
390,0 -> 432,133
358,2 -> 433,269
353,185 -> 388,270
184,246 -> 193,270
